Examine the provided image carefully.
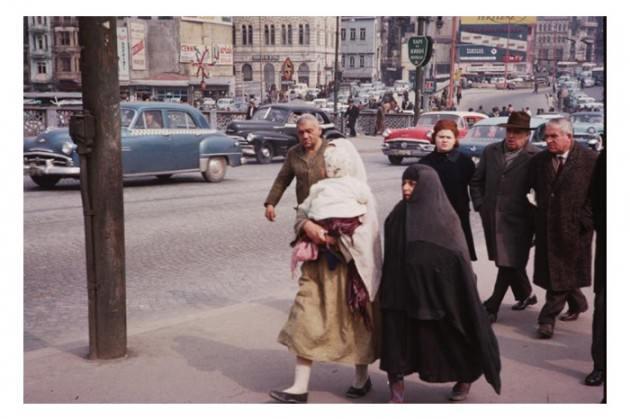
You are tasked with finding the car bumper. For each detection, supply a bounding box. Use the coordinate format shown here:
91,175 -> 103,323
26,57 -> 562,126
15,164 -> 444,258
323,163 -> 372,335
24,163 -> 80,177
382,144 -> 435,158
239,144 -> 255,157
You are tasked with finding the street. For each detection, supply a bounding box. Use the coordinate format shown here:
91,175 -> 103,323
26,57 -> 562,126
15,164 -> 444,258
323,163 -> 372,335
24,90 -> 605,403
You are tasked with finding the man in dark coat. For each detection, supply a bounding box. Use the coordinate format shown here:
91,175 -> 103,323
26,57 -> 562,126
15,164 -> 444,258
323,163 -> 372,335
470,112 -> 540,323
528,118 -> 597,339
246,97 -> 257,120
585,149 -> 605,389
344,99 -> 360,137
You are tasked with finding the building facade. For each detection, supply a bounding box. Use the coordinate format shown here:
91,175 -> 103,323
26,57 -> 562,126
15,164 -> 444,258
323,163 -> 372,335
52,16 -> 81,91
232,16 -> 337,98
340,17 -> 380,83
534,17 -> 572,73
26,16 -> 54,91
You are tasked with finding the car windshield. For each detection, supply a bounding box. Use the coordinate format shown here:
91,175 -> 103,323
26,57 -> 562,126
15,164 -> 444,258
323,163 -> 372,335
571,114 -> 603,124
120,108 -> 136,128
252,107 -> 289,123
416,114 -> 459,127
467,125 -> 506,140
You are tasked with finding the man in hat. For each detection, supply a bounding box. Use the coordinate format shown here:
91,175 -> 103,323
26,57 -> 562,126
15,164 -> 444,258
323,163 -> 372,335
470,111 -> 540,323
527,118 -> 597,339
344,98 -> 360,137
246,97 -> 257,120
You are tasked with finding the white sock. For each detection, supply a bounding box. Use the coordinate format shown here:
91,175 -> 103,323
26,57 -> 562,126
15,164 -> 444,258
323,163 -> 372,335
352,364 -> 369,388
283,358 -> 312,394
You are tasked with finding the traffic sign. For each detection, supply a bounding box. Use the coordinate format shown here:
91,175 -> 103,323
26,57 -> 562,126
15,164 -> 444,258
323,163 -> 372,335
424,79 -> 436,94
408,36 -> 433,67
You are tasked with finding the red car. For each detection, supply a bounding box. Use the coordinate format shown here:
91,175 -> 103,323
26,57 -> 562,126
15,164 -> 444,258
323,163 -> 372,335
381,111 -> 488,164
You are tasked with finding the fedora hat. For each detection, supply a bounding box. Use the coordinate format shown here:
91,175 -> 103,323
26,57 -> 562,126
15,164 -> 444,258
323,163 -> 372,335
498,111 -> 535,130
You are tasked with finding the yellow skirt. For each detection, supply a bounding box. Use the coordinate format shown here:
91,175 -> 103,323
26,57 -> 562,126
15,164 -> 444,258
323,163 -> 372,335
278,257 -> 380,365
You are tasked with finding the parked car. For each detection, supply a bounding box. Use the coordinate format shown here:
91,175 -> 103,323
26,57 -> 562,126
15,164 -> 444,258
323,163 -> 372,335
224,103 -> 344,164
381,111 -> 487,165
571,111 -> 604,136
23,102 -> 242,188
458,116 -> 548,164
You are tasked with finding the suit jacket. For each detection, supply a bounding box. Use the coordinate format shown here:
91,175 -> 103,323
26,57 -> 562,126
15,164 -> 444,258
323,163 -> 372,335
470,141 -> 539,268
528,143 -> 597,291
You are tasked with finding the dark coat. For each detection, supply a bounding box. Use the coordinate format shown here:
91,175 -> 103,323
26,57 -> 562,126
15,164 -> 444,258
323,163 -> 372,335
528,143 -> 597,291
590,150 -> 606,293
420,150 -> 477,260
470,141 -> 540,268
345,104 -> 360,122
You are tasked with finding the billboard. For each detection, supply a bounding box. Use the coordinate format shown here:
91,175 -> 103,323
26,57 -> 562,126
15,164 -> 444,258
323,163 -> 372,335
117,27 -> 130,81
461,16 -> 537,25
458,45 -> 527,62
129,22 -> 146,70
180,44 -> 233,66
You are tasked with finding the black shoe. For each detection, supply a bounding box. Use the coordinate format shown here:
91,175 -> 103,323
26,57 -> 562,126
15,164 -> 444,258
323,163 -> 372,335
559,311 -> 580,321
584,370 -> 605,386
537,323 -> 554,339
269,389 -> 308,403
345,377 -> 372,398
449,382 -> 471,401
512,295 -> 538,310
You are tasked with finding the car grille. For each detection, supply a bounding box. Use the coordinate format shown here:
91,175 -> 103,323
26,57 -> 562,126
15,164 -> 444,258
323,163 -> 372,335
386,141 -> 429,151
24,153 -> 73,167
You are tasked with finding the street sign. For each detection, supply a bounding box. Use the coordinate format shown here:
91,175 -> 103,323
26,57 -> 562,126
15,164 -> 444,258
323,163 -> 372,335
424,79 -> 436,94
408,36 -> 433,67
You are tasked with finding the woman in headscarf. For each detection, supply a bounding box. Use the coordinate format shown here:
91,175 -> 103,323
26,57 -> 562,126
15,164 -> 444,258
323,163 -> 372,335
269,139 -> 382,404
379,164 -> 501,403
419,119 -> 477,260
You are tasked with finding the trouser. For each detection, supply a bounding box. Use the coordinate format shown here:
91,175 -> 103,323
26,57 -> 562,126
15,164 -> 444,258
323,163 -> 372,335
538,288 -> 588,325
483,266 -> 532,314
592,289 -> 606,371
348,119 -> 357,137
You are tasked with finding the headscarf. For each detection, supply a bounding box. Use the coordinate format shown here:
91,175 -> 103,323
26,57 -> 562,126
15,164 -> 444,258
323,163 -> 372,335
405,164 -> 470,263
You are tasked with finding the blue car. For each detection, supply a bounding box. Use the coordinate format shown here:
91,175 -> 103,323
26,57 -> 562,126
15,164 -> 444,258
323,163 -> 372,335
24,102 -> 242,188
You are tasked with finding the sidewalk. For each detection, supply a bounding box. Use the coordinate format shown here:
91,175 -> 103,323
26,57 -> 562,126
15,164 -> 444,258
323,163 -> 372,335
24,289 -> 604,404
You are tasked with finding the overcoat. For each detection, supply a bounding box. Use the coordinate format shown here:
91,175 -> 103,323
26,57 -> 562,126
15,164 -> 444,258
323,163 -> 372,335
528,143 -> 597,291
470,141 -> 539,268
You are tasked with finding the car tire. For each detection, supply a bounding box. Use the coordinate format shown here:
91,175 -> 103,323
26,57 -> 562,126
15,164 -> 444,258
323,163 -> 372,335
202,157 -> 227,183
256,142 -> 273,164
388,156 -> 403,165
30,175 -> 61,189
156,174 -> 172,182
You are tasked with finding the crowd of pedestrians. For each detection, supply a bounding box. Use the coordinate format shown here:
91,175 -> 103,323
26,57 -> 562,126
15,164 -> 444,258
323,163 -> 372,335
262,111 -> 605,403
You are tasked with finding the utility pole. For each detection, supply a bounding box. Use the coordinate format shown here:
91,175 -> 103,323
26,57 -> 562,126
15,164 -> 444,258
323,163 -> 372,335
75,17 -> 127,360
333,16 -> 340,115
448,17 -> 458,108
413,17 -> 426,123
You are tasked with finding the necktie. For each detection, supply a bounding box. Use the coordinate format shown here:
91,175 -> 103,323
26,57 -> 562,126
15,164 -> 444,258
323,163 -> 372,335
555,156 -> 565,176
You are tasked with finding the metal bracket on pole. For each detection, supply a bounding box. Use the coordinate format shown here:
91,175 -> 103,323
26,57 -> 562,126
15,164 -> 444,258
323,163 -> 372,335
69,112 -> 96,156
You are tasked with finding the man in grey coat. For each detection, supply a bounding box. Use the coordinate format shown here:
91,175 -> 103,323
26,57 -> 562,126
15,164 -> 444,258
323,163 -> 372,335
470,111 -> 540,323
528,118 -> 597,339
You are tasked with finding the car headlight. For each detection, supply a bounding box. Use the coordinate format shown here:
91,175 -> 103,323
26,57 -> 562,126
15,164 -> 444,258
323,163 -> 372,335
382,128 -> 391,138
246,133 -> 256,143
426,130 -> 433,140
62,142 -> 76,155
587,126 -> 596,134
382,142 -> 390,149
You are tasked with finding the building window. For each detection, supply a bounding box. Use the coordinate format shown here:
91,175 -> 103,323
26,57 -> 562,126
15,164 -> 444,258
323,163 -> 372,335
35,35 -> 44,50
282,24 -> 287,45
360,28 -> 366,41
349,56 -> 354,68
60,56 -> 72,72
271,24 -> 275,45
299,24 -> 304,45
360,55 -> 364,68
350,28 -> 356,41
37,16 -> 42,25
37,61 -> 47,74
265,24 -> 270,45
341,54 -> 345,68
305,24 -> 310,45
242,25 -> 247,45
248,25 -> 253,45
60,31 -> 71,46
242,63 -> 253,81
298,63 -> 309,85
288,24 -> 293,44
341,28 -> 346,41
232,25 -> 236,45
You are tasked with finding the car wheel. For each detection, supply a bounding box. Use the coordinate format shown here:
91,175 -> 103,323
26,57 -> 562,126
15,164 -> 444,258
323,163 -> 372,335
202,157 -> 227,183
155,174 -> 172,182
388,156 -> 403,165
256,142 -> 273,164
30,175 -> 61,189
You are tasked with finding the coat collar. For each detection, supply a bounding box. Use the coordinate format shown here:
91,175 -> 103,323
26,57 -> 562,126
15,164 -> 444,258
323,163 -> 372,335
296,138 -> 328,162
550,142 -> 578,189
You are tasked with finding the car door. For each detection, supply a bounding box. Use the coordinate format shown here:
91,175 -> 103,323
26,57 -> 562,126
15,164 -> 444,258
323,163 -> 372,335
167,110 -> 201,170
123,109 -> 173,174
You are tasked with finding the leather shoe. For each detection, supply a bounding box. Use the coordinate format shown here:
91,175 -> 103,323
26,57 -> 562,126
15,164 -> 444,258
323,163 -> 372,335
537,323 -> 554,339
269,389 -> 308,403
511,294 -> 538,310
584,369 -> 605,386
449,382 -> 471,401
345,377 -> 372,398
559,311 -> 580,321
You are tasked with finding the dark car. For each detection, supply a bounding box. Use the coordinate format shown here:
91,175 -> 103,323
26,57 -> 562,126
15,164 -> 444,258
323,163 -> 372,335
24,102 -> 242,188
224,103 -> 344,164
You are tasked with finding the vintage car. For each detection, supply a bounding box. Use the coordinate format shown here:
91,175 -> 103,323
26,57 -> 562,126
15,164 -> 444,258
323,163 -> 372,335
24,102 -> 242,188
458,116 -> 548,164
224,103 -> 344,164
571,111 -> 604,135
381,111 -> 488,165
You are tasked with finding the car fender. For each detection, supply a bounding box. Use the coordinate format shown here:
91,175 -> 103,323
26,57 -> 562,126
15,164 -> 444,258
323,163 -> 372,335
199,133 -> 242,168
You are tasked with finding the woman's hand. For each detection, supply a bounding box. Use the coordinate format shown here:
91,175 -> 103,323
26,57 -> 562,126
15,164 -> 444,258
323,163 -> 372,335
303,220 -> 330,245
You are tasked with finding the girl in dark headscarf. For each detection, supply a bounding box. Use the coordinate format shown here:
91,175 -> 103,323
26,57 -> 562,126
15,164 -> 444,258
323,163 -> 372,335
419,119 -> 477,260
379,164 -> 501,403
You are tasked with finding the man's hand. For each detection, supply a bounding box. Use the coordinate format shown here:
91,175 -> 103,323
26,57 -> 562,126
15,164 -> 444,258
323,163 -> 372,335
265,205 -> 276,222
303,220 -> 330,245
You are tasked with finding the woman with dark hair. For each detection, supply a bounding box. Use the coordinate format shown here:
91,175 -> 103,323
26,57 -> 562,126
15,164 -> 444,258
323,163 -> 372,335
419,119 -> 477,260
379,164 -> 501,403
